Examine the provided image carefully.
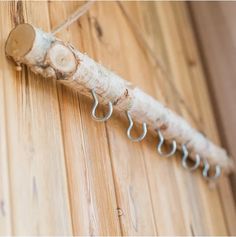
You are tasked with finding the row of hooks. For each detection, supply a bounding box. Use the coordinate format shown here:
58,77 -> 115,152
91,89 -> 221,181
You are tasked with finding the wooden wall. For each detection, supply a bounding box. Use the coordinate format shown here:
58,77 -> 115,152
190,1 -> 236,199
0,1 -> 235,235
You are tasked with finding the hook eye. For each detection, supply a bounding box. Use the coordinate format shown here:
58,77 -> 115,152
202,160 -> 221,181
181,144 -> 200,171
126,111 -> 147,142
91,89 -> 113,122
157,128 -> 177,158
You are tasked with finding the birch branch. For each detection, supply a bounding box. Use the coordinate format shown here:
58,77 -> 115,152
5,23 -> 234,173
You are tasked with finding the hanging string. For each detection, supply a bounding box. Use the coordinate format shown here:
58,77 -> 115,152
51,0 -> 95,35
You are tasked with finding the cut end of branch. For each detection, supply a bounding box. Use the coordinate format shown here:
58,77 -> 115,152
47,43 -> 77,74
5,23 -> 35,59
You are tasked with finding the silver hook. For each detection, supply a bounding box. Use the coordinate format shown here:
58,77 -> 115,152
202,160 -> 221,181
181,144 -> 200,171
126,111 -> 147,142
157,128 -> 177,158
91,89 -> 113,122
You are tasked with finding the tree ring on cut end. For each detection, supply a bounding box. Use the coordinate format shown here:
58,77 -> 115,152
5,23 -> 35,59
47,43 -> 77,74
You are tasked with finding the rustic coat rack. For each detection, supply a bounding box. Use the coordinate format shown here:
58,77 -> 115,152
5,23 -> 234,181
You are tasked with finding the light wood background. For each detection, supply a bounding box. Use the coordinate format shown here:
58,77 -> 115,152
190,1 -> 236,201
0,1 -> 235,235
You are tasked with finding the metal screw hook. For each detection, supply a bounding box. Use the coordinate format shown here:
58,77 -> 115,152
91,89 -> 113,122
202,160 -> 221,181
181,144 -> 200,171
126,111 -> 147,142
157,128 -> 177,158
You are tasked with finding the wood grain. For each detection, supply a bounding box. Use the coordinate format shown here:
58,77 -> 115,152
0,1 -> 235,235
0,1 -> 72,235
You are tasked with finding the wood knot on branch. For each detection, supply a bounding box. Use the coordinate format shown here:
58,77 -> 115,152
45,42 -> 79,80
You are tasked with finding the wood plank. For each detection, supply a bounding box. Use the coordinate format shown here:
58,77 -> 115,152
0,12 -> 12,232
0,1 -> 72,235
